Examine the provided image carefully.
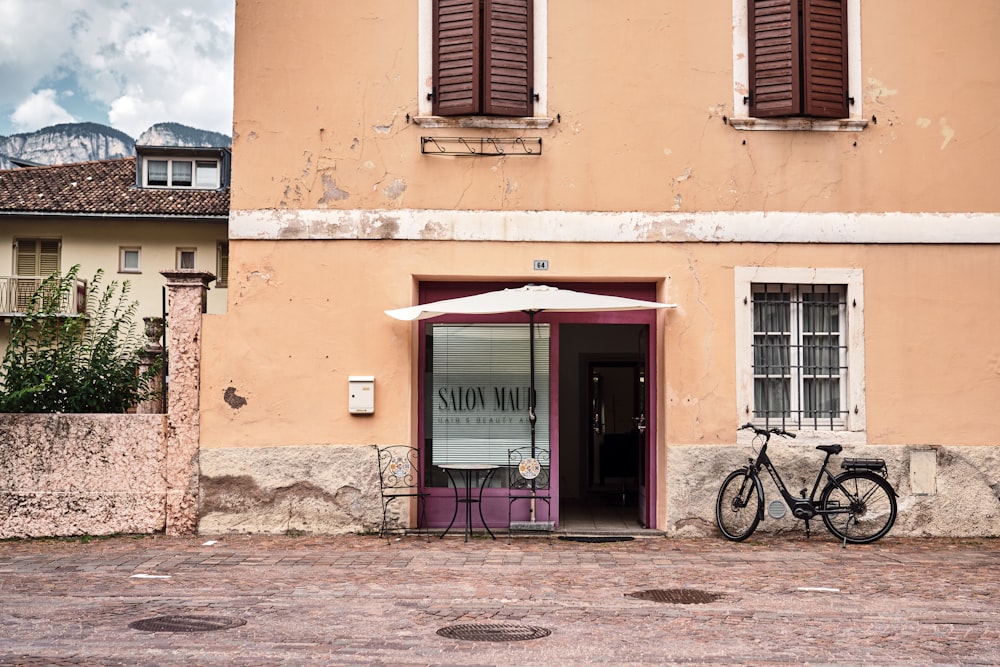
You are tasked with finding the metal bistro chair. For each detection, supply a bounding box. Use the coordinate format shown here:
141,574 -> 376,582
376,445 -> 429,541
507,447 -> 554,540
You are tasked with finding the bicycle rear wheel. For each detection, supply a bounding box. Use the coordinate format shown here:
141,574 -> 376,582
716,468 -> 762,541
820,471 -> 897,544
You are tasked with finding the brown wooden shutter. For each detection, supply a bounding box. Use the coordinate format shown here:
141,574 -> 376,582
217,242 -> 229,288
802,0 -> 848,118
433,0 -> 482,116
748,0 -> 801,117
14,239 -> 60,311
39,240 -> 60,276
483,0 -> 533,117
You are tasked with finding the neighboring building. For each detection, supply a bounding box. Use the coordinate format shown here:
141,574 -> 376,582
0,147 -> 231,352
199,1 -> 1000,536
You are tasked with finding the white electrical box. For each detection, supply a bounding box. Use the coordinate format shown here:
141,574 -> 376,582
348,376 -> 375,414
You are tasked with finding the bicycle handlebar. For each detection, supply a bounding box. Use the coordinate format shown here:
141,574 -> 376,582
739,422 -> 796,439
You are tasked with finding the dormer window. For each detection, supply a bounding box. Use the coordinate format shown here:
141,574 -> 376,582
143,157 -> 220,189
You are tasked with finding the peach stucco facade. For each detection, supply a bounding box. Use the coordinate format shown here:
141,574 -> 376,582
198,0 -> 1000,536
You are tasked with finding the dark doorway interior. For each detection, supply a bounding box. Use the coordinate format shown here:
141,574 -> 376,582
558,323 -> 648,531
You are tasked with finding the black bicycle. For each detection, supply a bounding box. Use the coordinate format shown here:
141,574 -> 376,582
716,423 -> 898,546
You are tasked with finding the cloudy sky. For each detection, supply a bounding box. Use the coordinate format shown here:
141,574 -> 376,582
0,0 -> 234,139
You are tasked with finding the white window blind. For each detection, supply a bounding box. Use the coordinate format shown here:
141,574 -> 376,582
196,161 -> 219,188
430,323 -> 549,465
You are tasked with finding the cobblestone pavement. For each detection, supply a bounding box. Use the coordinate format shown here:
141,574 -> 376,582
1,532 -> 998,666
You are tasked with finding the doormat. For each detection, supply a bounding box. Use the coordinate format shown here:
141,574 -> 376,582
558,535 -> 634,543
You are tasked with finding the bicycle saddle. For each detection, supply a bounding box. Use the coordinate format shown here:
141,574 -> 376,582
816,444 -> 843,455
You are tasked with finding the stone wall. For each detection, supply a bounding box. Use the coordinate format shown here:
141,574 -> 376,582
665,444 -> 1000,538
0,413 -> 168,538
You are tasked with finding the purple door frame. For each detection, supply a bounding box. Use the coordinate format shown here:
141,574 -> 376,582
413,281 -> 661,531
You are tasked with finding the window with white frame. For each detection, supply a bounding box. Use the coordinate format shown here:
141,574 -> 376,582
735,267 -> 865,432
731,0 -> 865,130
176,248 -> 196,270
144,158 -> 220,188
119,247 -> 141,273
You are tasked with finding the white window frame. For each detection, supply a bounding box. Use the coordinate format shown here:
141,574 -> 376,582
730,0 -> 866,131
119,247 -> 141,274
144,158 -> 220,189
735,267 -> 866,445
195,160 -> 221,189
176,247 -> 197,270
415,0 -> 551,128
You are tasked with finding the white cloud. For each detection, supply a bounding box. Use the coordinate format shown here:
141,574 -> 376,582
108,92 -> 166,137
11,89 -> 76,131
0,0 -> 234,137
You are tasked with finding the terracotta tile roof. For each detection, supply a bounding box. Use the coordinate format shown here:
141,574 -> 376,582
0,157 -> 229,218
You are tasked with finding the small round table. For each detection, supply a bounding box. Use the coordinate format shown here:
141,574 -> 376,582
437,463 -> 499,541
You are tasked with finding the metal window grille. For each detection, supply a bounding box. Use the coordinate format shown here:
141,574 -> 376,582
751,283 -> 848,430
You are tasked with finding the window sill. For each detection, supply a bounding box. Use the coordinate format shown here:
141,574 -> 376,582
413,116 -> 554,130
728,117 -> 869,132
737,428 -> 867,447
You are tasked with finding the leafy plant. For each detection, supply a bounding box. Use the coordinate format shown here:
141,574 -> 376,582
0,266 -> 161,413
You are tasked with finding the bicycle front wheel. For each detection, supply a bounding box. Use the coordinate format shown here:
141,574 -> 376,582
716,468 -> 762,541
820,471 -> 897,544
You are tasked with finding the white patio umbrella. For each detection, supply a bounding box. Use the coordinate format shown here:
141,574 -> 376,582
385,284 -> 677,524
386,284 -> 676,455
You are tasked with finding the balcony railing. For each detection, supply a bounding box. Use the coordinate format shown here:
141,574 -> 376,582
0,276 -> 87,316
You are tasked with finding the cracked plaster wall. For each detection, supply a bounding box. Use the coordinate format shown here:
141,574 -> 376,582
199,444 -> 383,534
232,0 -> 1000,216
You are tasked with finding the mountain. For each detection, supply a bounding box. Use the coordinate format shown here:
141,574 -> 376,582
136,123 -> 231,148
0,122 -> 231,167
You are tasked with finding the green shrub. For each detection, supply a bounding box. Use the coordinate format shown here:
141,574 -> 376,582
0,266 -> 161,413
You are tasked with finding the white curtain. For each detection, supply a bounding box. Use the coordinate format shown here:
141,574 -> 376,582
752,286 -> 844,425
172,161 -> 193,186
147,160 -> 168,185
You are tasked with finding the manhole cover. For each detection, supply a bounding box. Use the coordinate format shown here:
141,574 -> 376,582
437,623 -> 551,642
558,535 -> 634,543
626,589 -> 723,604
128,615 -> 247,633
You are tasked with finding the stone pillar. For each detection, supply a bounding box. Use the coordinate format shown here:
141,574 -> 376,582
161,270 -> 214,535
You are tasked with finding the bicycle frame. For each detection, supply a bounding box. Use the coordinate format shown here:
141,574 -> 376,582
748,439 -> 843,520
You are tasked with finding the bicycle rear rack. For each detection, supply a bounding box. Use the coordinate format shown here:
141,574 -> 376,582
842,457 -> 888,478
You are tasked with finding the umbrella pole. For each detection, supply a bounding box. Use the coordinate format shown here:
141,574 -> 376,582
528,310 -> 537,522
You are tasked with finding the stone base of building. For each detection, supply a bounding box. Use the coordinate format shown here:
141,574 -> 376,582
198,442 -> 1000,537
198,444 -> 386,535
665,444 -> 1000,538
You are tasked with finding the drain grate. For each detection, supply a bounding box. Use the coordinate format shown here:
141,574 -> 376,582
437,623 -> 551,642
128,615 -> 247,633
558,535 -> 634,543
626,589 -> 723,604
